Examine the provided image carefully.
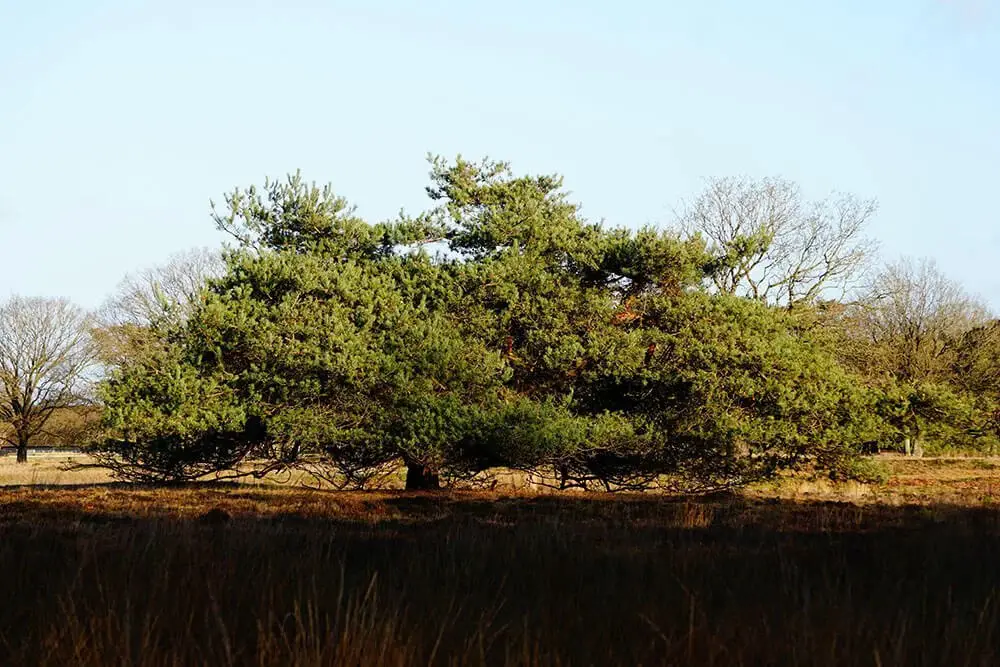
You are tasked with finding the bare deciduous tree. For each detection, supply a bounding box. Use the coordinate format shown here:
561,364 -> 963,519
94,247 -> 224,365
678,175 -> 878,306
855,256 -> 992,382
0,296 -> 96,463
99,247 -> 224,328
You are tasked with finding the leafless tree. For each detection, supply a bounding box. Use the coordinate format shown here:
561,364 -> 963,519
678,175 -> 878,307
99,247 -> 224,328
853,256 -> 992,382
94,247 -> 224,365
0,296 -> 96,462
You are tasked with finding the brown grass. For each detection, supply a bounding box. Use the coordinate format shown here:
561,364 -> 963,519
2,456 -> 1000,665
0,453 -> 114,486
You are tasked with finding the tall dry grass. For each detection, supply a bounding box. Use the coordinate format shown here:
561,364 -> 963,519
1,490 -> 999,666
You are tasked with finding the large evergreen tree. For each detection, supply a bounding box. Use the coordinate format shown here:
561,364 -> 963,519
95,157 -> 881,489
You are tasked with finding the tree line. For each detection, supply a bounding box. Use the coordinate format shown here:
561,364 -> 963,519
2,156 -> 997,490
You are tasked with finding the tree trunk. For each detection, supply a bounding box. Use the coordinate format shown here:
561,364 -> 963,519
15,443 -> 27,464
405,462 -> 440,491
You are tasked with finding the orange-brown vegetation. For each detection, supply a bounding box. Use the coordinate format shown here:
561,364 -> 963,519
2,457 -> 1000,666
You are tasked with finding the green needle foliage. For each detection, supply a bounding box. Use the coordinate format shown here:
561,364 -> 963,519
93,156 -> 901,489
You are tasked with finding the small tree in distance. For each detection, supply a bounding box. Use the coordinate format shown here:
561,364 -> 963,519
0,296 -> 96,463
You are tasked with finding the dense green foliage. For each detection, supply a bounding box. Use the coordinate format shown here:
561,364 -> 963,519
811,258 -> 1000,456
93,157 -> 999,488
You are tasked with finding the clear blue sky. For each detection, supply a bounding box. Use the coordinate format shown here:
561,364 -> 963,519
2,0 -> 998,310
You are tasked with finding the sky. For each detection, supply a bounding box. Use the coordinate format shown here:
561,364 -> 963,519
1,0 -> 998,310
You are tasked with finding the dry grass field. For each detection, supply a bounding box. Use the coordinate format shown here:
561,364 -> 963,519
0,452 -> 114,486
2,454 -> 1000,666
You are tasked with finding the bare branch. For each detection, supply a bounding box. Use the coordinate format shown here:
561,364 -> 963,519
97,247 -> 224,330
847,256 -> 993,382
677,176 -> 878,307
93,247 -> 225,366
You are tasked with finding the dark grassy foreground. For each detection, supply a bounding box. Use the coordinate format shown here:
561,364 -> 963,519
2,487 -> 1000,666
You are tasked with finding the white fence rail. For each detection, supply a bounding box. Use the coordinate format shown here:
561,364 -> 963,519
0,446 -> 84,457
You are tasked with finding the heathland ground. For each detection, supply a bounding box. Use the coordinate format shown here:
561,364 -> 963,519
2,455 -> 999,666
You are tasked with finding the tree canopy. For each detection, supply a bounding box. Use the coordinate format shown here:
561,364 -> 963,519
91,156 -> 998,488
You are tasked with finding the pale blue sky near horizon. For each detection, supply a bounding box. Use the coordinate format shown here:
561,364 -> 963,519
1,0 -> 998,310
